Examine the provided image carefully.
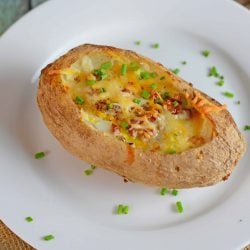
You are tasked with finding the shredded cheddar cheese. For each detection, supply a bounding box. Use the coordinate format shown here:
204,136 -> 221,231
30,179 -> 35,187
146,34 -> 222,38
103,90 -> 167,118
186,91 -> 226,114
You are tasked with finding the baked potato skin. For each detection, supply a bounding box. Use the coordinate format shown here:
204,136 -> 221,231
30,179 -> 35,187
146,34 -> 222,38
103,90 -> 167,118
37,44 -> 246,188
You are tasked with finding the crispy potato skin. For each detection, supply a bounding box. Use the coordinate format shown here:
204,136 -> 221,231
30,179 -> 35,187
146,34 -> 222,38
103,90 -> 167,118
37,44 -> 246,188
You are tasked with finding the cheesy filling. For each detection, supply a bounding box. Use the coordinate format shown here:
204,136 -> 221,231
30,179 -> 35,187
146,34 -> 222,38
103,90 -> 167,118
60,52 -> 214,153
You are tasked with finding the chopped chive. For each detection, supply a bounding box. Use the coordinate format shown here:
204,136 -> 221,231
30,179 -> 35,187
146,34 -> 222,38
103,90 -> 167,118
135,40 -> 141,45
100,61 -> 112,70
161,92 -> 170,100
223,91 -> 234,98
34,152 -> 45,159
167,149 -> 176,155
171,68 -> 180,75
43,234 -> 55,241
173,100 -> 179,107
181,61 -> 187,65
91,165 -> 96,170
160,187 -> 169,195
176,201 -> 184,213
160,76 -> 165,80
100,87 -> 106,93
129,62 -> 140,71
86,79 -> 96,86
75,96 -> 85,105
244,125 -> 250,131
121,64 -> 127,76
220,75 -> 224,80
202,50 -> 210,57
150,83 -> 157,90
122,205 -> 129,214
116,204 -> 129,215
84,169 -> 93,176
172,189 -> 178,196
94,69 -> 108,80
25,216 -> 33,222
208,66 -> 219,77
150,72 -> 157,78
133,98 -> 141,104
151,43 -> 159,48
121,121 -> 129,129
141,90 -> 151,99
235,100 -> 240,105
107,103 -> 114,109
117,204 -> 124,215
216,80 -> 224,86
139,71 -> 151,80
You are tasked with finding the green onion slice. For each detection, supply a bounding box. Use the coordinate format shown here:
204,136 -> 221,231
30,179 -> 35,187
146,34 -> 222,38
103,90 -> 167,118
34,152 -> 45,159
176,201 -> 184,213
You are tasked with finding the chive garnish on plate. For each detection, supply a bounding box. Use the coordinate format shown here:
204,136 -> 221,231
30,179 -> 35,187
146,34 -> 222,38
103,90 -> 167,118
172,189 -> 178,196
202,50 -> 210,57
176,201 -> 184,213
223,91 -> 234,98
160,188 -> 169,195
25,216 -> 33,222
34,152 -> 45,159
216,80 -> 224,86
151,43 -> 159,48
43,234 -> 55,241
244,125 -> 250,131
116,204 -> 129,215
171,68 -> 180,75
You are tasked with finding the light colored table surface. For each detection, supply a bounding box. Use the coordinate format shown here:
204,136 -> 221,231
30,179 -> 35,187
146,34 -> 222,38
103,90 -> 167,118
0,0 -> 249,249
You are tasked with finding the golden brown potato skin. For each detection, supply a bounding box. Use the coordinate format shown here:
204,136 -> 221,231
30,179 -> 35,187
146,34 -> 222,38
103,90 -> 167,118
37,44 -> 246,188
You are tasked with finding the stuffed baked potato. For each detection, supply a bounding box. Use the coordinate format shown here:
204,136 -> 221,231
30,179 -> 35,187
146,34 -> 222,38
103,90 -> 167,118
37,44 -> 246,188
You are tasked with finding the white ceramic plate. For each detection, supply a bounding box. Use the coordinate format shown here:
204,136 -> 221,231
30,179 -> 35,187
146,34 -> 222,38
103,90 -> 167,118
0,0 -> 249,249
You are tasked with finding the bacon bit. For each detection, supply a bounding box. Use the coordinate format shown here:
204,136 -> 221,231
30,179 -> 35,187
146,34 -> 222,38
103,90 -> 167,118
173,94 -> 182,102
130,117 -> 145,125
126,145 -> 135,165
163,99 -> 183,114
145,109 -> 159,122
151,90 -> 161,99
48,69 -> 61,76
121,88 -> 131,93
222,173 -> 230,181
74,75 -> 81,82
95,100 -> 107,110
128,127 -> 157,140
111,124 -> 120,135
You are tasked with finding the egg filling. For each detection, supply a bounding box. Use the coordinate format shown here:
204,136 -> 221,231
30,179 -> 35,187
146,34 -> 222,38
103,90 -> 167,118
60,51 -> 214,153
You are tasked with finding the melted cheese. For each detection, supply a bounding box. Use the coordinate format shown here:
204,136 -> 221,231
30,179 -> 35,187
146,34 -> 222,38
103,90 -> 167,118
60,52 -> 214,153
